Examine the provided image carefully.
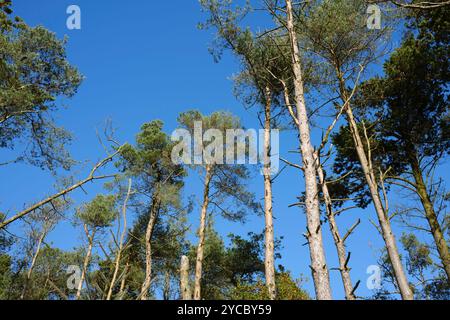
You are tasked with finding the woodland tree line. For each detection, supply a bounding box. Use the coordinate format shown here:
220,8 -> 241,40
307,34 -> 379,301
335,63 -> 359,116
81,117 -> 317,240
0,0 -> 449,300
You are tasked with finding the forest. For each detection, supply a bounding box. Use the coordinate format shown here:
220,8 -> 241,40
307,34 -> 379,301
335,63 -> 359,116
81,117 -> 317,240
0,0 -> 449,301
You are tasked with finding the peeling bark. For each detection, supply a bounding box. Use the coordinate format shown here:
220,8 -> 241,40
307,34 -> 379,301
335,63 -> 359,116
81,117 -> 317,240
263,87 -> 277,300
285,0 -> 332,300
180,255 -> 191,300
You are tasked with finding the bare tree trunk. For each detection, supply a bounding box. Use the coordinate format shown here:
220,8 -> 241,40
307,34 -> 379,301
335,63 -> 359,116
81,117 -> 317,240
180,255 -> 191,300
285,0 -> 332,300
263,87 -> 277,300
21,230 -> 46,300
337,76 -> 413,299
76,226 -> 95,300
140,200 -> 159,300
409,154 -> 450,282
194,165 -> 213,300
315,154 -> 357,300
117,261 -> 130,300
107,179 -> 132,300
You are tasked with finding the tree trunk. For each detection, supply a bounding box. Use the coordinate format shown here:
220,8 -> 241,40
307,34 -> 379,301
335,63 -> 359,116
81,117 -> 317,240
140,199 -> 160,300
107,179 -> 132,300
193,165 -> 213,300
163,269 -> 171,300
21,230 -> 46,300
117,261 -> 130,300
337,76 -> 413,300
315,153 -> 356,300
180,255 -> 191,300
76,227 -> 95,300
409,154 -> 450,283
263,87 -> 277,300
285,0 -> 332,300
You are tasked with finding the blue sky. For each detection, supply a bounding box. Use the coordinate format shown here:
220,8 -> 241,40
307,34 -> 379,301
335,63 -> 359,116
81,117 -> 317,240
1,0 -> 448,299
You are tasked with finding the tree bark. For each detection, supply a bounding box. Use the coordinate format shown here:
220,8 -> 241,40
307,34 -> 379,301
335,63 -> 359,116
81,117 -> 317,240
140,198 -> 160,300
21,230 -> 46,300
180,255 -> 191,300
337,75 -> 413,300
409,154 -> 450,283
76,227 -> 95,300
315,153 -> 356,300
107,179 -> 132,300
193,165 -> 213,300
117,261 -> 130,300
285,0 -> 332,300
263,87 -> 277,300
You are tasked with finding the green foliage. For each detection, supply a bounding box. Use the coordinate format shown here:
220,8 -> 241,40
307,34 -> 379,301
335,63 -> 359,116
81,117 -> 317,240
0,6 -> 82,170
177,110 -> 261,221
299,0 -> 391,85
0,246 -> 83,300
26,247 -> 82,300
374,233 -> 449,300
0,213 -> 13,253
0,253 -> 12,299
113,120 -> 188,299
401,233 -> 433,277
117,120 -> 185,205
189,223 -> 285,300
76,195 -> 116,230
230,272 -> 310,300
331,4 -> 449,207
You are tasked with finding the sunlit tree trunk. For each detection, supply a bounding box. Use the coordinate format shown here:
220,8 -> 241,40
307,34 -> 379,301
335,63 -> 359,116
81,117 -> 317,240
117,261 -> 129,300
315,155 -> 356,300
180,255 -> 191,300
409,153 -> 450,282
285,0 -> 332,300
21,230 -> 46,300
336,74 -> 413,300
263,87 -> 277,300
107,179 -> 132,300
76,226 -> 95,300
194,165 -> 213,300
140,198 -> 160,300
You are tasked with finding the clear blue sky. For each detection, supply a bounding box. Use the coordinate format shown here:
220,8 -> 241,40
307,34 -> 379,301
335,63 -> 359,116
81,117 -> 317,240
1,0 -> 448,299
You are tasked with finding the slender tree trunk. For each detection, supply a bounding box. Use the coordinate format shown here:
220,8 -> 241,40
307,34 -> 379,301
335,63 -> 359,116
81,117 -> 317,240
107,179 -> 132,300
163,269 -> 171,300
76,227 -> 95,300
117,261 -> 130,300
180,255 -> 191,300
106,241 -> 124,300
21,230 -> 46,300
263,87 -> 277,300
194,165 -> 213,300
285,0 -> 332,300
140,199 -> 160,300
315,154 -> 356,300
336,75 -> 413,300
409,154 -> 450,282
